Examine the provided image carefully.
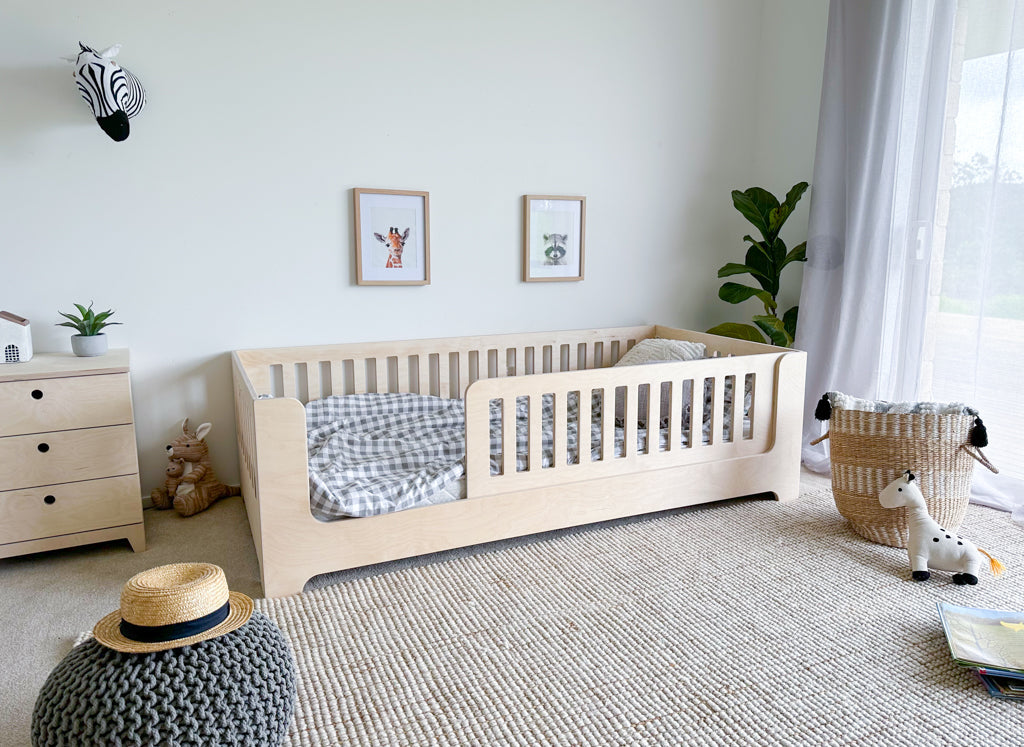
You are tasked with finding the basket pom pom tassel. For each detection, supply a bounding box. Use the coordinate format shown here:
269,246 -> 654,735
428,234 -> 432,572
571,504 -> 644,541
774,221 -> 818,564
970,417 -> 988,448
814,394 -> 832,421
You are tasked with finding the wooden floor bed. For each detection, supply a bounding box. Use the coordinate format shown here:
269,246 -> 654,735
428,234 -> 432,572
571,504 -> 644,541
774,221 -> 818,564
232,325 -> 806,597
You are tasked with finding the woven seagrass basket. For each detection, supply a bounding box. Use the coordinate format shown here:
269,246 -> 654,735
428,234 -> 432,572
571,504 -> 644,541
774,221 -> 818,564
814,407 -> 996,548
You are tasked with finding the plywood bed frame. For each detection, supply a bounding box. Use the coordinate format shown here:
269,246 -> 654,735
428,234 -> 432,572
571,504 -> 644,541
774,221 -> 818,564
232,325 -> 806,598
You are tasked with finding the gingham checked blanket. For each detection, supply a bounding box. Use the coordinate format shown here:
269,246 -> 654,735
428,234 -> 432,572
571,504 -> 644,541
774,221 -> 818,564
306,392 -> 602,520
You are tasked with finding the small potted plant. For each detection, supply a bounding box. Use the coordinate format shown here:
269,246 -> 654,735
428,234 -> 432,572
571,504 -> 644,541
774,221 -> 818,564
56,301 -> 122,357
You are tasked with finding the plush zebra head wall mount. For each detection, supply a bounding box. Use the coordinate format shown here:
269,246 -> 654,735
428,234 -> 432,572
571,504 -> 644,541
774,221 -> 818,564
64,42 -> 146,142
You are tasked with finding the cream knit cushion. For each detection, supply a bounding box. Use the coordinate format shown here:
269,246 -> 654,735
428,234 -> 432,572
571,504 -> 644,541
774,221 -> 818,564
615,338 -> 706,366
613,338 -> 706,425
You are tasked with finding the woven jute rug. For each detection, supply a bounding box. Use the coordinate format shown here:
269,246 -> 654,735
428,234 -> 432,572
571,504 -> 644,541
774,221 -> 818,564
255,476 -> 1024,746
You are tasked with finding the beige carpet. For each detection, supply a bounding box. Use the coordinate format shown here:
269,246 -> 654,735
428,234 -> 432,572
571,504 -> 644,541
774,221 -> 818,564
255,476 -> 1024,746
9,474 -> 1024,745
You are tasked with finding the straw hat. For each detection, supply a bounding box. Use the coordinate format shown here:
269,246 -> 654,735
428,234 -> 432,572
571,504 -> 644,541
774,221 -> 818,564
93,563 -> 253,653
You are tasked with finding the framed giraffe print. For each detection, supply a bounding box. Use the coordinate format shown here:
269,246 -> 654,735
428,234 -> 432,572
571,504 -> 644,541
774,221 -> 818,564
522,195 -> 586,282
354,188 -> 431,286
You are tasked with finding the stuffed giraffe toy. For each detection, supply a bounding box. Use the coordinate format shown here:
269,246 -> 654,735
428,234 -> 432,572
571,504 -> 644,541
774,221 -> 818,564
151,418 -> 241,517
879,471 -> 1005,585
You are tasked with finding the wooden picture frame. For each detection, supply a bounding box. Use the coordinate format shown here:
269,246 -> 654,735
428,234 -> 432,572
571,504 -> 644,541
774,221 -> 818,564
522,195 -> 586,282
354,188 -> 430,286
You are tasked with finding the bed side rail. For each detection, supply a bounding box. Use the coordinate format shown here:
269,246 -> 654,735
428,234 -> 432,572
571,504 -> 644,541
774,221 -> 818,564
464,350 -> 804,498
234,326 -> 657,403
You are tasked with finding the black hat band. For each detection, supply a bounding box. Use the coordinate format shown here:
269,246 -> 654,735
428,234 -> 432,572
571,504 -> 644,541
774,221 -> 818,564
119,601 -> 230,644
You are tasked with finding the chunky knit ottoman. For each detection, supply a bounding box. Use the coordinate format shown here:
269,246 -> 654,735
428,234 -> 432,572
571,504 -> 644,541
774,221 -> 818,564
32,612 -> 295,747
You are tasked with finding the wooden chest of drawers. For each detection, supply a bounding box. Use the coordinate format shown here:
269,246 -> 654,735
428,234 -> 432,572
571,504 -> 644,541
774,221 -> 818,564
0,350 -> 145,558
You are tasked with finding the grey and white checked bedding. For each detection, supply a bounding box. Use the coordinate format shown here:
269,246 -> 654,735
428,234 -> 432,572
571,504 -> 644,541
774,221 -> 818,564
306,392 -> 595,520
307,394 -> 467,520
306,387 -> 747,521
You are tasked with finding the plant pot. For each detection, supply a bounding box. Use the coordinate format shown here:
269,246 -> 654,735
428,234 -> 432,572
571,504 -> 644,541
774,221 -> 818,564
71,334 -> 108,357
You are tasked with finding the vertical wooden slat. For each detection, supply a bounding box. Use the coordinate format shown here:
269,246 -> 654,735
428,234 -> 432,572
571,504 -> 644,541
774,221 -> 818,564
730,375 -> 741,443
459,350 -> 471,396
329,361 -> 343,397
478,349 -> 491,380
377,357 -> 390,393
305,362 -> 319,402
624,385 -> 638,458
528,394 -> 543,471
711,376 -> 724,447
513,349 -> 524,376
438,352 -> 451,398
667,380 -> 682,453
417,355 -> 429,395
553,392 -> 568,468
281,364 -> 297,401
503,398 -> 516,475
578,387 -> 592,463
602,388 -> 615,460
647,381 -> 661,455
684,379 -> 696,448
352,359 -> 366,394
397,356 -> 410,393
745,373 -> 756,439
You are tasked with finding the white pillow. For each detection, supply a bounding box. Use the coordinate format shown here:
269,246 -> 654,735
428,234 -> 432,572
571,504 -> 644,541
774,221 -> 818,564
612,339 -> 706,426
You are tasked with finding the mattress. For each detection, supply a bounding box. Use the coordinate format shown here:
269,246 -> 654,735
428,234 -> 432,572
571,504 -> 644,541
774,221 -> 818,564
306,389 -> 748,522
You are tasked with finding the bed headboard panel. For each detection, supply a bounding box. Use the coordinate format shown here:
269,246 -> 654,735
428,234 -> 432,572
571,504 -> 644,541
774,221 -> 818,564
234,326 -> 659,404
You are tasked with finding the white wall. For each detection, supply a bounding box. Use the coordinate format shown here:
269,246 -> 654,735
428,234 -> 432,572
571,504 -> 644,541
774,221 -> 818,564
0,0 -> 827,488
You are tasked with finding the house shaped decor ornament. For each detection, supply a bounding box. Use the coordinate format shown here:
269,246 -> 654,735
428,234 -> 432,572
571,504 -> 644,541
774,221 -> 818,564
0,311 -> 33,363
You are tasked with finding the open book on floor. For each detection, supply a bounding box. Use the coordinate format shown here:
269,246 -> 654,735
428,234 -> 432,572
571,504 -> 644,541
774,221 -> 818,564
937,602 -> 1024,700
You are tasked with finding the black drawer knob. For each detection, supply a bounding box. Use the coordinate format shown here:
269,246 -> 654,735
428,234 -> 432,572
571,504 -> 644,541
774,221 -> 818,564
37,443 -> 50,453
31,389 -> 43,400
43,495 -> 56,505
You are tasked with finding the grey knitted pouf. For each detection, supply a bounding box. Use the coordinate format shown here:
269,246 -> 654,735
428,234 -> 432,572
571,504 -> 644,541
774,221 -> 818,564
32,611 -> 295,747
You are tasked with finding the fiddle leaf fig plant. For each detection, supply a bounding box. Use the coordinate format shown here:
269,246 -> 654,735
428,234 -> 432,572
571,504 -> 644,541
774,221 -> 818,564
56,301 -> 121,336
708,181 -> 809,346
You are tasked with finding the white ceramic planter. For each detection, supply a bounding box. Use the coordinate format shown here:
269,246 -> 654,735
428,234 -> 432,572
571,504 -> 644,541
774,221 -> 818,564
71,333 -> 108,357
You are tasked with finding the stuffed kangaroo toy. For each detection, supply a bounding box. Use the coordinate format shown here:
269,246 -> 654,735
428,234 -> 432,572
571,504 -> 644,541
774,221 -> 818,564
151,418 -> 241,517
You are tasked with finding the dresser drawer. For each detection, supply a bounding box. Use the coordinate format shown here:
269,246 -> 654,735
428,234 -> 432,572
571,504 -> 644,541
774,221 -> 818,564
0,373 -> 133,437
0,425 -> 139,491
0,475 -> 142,545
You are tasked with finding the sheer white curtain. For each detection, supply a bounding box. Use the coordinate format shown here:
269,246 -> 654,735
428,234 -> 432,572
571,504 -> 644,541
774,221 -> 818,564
798,0 -> 957,468
922,0 -> 1024,523
799,0 -> 1024,525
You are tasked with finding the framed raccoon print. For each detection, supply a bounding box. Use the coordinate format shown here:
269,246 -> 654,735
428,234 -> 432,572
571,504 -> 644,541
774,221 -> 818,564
354,188 -> 431,286
522,195 -> 586,282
